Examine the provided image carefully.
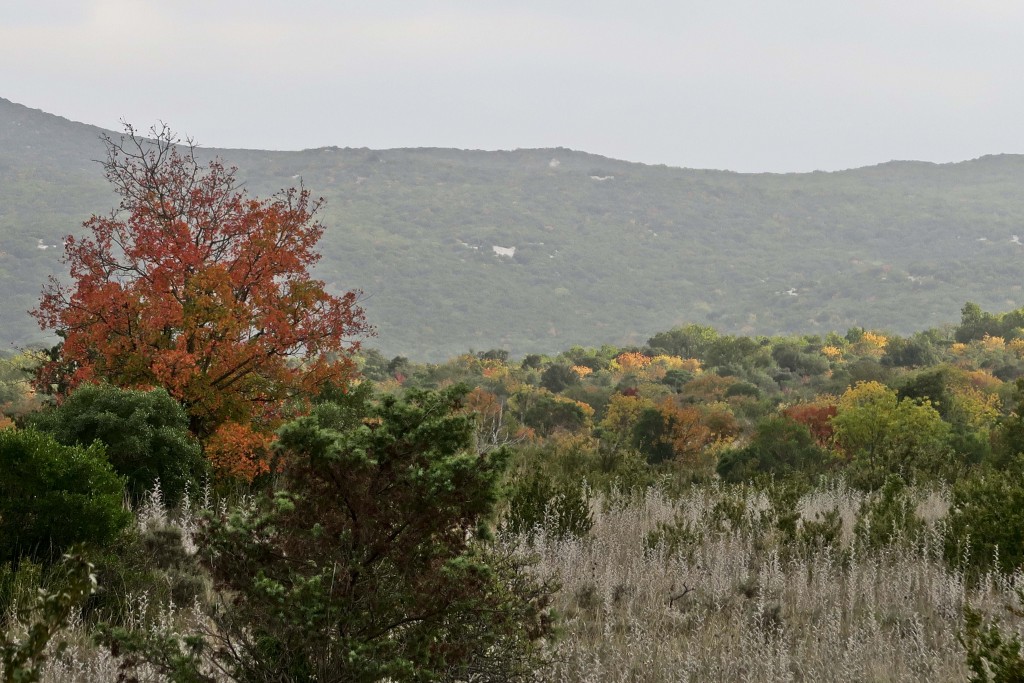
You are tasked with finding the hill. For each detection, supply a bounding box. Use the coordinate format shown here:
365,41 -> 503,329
3,96 -> 1024,360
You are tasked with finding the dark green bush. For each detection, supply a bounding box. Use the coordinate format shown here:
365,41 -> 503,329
0,428 -> 131,565
27,384 -> 205,505
105,386 -> 554,682
540,364 -> 578,393
717,417 -> 832,483
505,470 -> 593,540
946,459 -> 1024,575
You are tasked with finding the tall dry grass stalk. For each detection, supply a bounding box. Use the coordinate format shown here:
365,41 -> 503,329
1,482 -> 214,682
512,483 -> 1023,682
6,481 -> 1023,681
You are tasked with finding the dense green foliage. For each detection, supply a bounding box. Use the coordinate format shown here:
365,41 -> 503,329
717,416 -> 831,483
7,304 -> 1024,677
106,386 -> 553,682
26,384 -> 205,505
0,429 -> 130,565
8,98 -> 1024,677
946,459 -> 1024,575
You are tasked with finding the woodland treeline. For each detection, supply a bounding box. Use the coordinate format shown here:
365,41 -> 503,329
4,301 -> 1024,679
355,303 -> 1024,563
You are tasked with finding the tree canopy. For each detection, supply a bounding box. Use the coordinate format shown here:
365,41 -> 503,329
32,124 -> 368,452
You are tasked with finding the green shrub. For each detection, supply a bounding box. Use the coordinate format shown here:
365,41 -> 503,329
105,386 -> 554,682
960,589 -> 1024,683
946,459 -> 1024,575
854,475 -> 924,551
83,524 -> 207,629
506,470 -> 593,540
717,416 -> 832,483
0,428 -> 131,565
1,550 -> 96,683
27,384 -> 205,505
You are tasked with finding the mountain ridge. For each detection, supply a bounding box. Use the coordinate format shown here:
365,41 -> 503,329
3,96 -> 1024,360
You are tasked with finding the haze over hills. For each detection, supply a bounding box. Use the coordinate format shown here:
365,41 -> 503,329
3,96 -> 1024,360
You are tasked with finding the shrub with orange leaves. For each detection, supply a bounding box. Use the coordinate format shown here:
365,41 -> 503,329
205,421 -> 273,481
570,365 -> 594,379
611,352 -> 652,373
464,387 -> 516,450
657,398 -> 715,468
821,345 -> 844,361
481,361 -> 509,380
853,331 -> 888,358
783,399 -> 838,447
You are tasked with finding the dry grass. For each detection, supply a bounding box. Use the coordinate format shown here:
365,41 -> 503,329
1,483 -> 213,682
6,481 -> 1023,681
514,483 -> 1024,682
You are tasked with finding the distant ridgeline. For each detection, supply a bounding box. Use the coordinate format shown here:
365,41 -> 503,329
5,96 -> 1024,360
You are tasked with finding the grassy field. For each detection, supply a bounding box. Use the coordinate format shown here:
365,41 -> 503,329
516,482 -> 1021,682
4,480 -> 1022,681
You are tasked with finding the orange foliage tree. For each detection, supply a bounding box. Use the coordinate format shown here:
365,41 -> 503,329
658,398 -> 713,467
782,400 -> 838,448
33,125 -> 368,470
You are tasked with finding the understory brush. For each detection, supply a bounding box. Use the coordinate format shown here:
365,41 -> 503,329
6,478 -> 1023,681
0,482 -> 214,682
511,481 -> 1024,682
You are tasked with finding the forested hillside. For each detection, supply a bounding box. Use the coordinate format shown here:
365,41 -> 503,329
4,96 -> 1024,359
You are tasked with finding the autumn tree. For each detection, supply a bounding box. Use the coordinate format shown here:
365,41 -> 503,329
597,393 -> 653,450
782,399 -> 838,447
32,125 -> 367,467
630,398 -> 724,467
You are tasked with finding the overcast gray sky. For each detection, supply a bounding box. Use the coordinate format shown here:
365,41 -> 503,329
2,0 -> 1023,172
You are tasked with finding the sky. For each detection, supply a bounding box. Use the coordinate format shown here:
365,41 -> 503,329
2,0 -> 1024,173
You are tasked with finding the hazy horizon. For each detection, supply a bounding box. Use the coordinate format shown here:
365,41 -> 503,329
4,1 -> 1024,173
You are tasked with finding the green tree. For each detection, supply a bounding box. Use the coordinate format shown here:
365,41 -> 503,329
646,324 -> 718,360
832,381 -> 953,487
946,458 -> 1024,575
882,334 -> 938,368
540,363 -> 578,393
771,342 -> 829,376
511,387 -> 592,436
107,386 -> 553,682
717,416 -> 832,483
26,384 -> 205,505
957,302 -> 1000,343
0,429 -> 130,565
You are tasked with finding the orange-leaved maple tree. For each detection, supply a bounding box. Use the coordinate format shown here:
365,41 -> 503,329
33,124 -> 368,471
